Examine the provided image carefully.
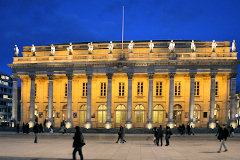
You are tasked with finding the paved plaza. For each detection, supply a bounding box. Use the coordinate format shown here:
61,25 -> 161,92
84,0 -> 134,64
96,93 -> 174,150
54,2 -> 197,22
0,132 -> 239,160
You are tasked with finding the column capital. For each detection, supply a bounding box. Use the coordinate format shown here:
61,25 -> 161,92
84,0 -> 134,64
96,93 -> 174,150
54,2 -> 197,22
29,74 -> 36,80
47,74 -> 54,80
168,72 -> 176,78
66,74 -> 73,80
11,75 -> 19,81
210,72 -> 217,78
127,73 -> 134,79
189,72 -> 197,78
230,72 -> 238,79
148,72 -> 155,79
86,74 -> 92,79
106,73 -> 113,79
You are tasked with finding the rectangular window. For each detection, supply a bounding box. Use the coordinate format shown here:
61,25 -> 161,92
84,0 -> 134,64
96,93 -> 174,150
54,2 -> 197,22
65,83 -> 68,97
82,82 -> 88,97
35,84 -> 37,97
174,81 -> 181,96
100,82 -> 106,97
215,81 -> 218,96
156,81 -> 162,96
194,81 -> 200,96
137,82 -> 143,96
119,82 -> 125,96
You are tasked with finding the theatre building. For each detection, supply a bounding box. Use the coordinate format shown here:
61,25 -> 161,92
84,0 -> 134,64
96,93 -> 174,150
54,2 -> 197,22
9,40 -> 239,129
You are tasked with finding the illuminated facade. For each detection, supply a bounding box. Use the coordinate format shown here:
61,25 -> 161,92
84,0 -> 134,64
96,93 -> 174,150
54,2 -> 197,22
9,40 -> 239,129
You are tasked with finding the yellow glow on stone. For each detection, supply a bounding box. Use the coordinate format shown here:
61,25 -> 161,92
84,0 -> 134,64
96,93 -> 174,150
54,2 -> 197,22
29,121 -> 34,128
65,122 -> 72,129
84,122 -> 91,129
230,122 -> 237,129
104,123 -> 112,129
209,122 -> 216,129
125,123 -> 132,129
46,121 -> 52,128
146,123 -> 153,129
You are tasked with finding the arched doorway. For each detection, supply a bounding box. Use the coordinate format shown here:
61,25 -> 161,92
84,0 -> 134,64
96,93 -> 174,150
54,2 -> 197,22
214,104 -> 220,123
173,104 -> 183,124
134,104 -> 145,127
115,104 -> 127,127
97,105 -> 107,127
153,104 -> 164,124
193,104 -> 201,123
79,104 -> 87,126
62,105 -> 67,121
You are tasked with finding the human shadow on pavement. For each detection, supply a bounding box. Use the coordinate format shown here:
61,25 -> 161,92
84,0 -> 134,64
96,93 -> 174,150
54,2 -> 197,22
0,157 -> 112,160
200,151 -> 218,153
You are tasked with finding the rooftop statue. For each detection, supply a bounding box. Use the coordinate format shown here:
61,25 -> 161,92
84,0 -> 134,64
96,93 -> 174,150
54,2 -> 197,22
31,44 -> 36,56
149,40 -> 154,53
191,40 -> 196,52
14,45 -> 19,57
50,44 -> 55,56
108,41 -> 114,54
168,40 -> 175,53
211,40 -> 217,52
232,40 -> 236,52
67,43 -> 73,55
128,40 -> 134,53
88,42 -> 94,54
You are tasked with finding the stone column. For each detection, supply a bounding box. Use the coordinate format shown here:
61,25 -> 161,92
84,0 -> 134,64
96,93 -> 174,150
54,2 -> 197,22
46,74 -> 54,128
29,74 -> 36,128
229,72 -> 238,128
105,73 -> 113,129
188,72 -> 196,126
126,73 -> 133,129
11,75 -> 18,123
146,73 -> 154,129
167,72 -> 176,128
84,74 -> 92,129
66,74 -> 73,128
208,72 -> 217,129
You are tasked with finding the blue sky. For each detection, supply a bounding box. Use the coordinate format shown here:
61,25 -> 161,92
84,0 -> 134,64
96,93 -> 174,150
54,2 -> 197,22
0,0 -> 240,90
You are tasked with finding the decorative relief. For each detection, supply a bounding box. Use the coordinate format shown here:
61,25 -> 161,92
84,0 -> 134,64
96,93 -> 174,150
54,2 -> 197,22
189,72 -> 197,78
106,73 -> 113,79
127,73 -> 134,79
168,72 -> 176,78
148,72 -> 154,79
210,72 -> 217,78
47,74 -> 54,80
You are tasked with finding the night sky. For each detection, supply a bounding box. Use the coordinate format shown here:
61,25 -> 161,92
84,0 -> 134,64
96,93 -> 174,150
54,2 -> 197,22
1,0 -> 240,90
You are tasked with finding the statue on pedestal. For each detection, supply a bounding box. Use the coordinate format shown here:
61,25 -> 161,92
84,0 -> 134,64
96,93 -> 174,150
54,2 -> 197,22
31,44 -> 36,56
128,40 -> 134,53
14,45 -> 19,57
168,40 -> 175,53
108,41 -> 114,54
88,42 -> 94,54
67,43 -> 73,55
149,40 -> 154,53
211,40 -> 217,52
50,44 -> 55,56
191,40 -> 196,52
232,40 -> 236,52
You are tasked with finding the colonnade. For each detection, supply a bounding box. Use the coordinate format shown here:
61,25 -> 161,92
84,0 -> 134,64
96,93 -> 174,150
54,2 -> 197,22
11,72 -> 238,128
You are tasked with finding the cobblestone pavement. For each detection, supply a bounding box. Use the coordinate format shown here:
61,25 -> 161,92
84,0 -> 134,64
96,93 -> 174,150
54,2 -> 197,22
0,132 -> 239,160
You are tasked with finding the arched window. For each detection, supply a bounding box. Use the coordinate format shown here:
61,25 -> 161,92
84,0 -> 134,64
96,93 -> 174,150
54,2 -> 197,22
134,104 -> 145,123
173,104 -> 183,123
214,104 -> 220,122
193,104 -> 201,123
115,104 -> 127,124
153,104 -> 164,123
97,105 -> 107,124
79,104 -> 87,123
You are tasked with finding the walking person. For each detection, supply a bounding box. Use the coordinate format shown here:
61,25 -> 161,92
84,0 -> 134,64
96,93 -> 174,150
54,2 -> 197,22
156,125 -> 163,146
217,124 -> 229,153
33,122 -> 39,143
16,123 -> 20,133
72,126 -> 85,160
116,126 -> 122,143
165,126 -> 172,146
121,126 -> 126,143
152,127 -> 157,145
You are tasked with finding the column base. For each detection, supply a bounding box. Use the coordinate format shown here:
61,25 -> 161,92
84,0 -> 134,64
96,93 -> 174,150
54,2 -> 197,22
65,121 -> 72,129
29,121 -> 35,128
208,120 -> 216,129
46,121 -> 52,128
146,122 -> 153,129
84,121 -> 92,129
229,119 -> 237,129
125,122 -> 133,129
104,121 -> 112,129
167,121 -> 175,129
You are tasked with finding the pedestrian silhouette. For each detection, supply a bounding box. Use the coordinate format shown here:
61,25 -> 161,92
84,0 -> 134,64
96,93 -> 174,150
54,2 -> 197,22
72,126 -> 85,160
33,122 -> 39,143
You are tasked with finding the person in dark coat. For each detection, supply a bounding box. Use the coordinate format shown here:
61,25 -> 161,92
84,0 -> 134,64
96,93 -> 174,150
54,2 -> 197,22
25,123 -> 29,134
165,126 -> 172,146
187,124 -> 191,135
152,127 -> 157,145
16,123 -> 20,133
39,123 -> 43,133
217,124 -> 229,153
22,123 -> 25,134
182,124 -> 185,135
156,125 -> 163,146
116,126 -> 122,143
72,126 -> 85,160
33,122 -> 39,143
